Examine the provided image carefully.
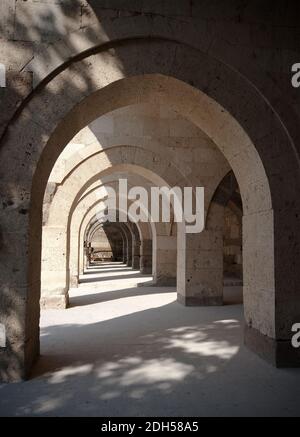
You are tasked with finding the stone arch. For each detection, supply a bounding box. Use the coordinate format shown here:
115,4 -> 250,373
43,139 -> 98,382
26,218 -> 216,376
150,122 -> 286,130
84,216 -> 134,270
42,147 -> 179,304
208,171 -> 243,283
84,214 -> 141,270
22,17 -> 300,157
80,208 -> 145,279
88,222 -> 126,264
76,188 -> 177,288
82,221 -> 123,264
64,177 -> 154,289
0,39 -> 298,379
76,192 -> 170,285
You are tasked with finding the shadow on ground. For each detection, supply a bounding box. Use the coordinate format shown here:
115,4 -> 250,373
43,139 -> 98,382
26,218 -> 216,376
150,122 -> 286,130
0,265 -> 299,417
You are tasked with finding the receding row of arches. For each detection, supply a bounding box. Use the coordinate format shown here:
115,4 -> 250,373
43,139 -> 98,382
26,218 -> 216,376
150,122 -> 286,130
0,38 -> 299,381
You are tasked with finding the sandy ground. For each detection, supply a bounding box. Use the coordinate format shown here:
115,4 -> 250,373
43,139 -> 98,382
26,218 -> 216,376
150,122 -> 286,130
0,262 -> 300,417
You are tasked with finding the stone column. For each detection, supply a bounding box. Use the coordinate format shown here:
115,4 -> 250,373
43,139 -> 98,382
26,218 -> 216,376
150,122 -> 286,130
70,274 -> 79,288
40,226 -> 69,309
132,239 -> 141,270
177,203 -> 224,306
126,236 -> 133,267
153,235 -> 176,286
122,235 -> 127,264
79,243 -> 87,276
140,239 -> 152,274
69,234 -> 81,289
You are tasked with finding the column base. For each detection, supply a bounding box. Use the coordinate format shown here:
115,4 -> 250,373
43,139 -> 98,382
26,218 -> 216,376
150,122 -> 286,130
244,325 -> 300,367
0,346 -> 25,382
132,257 -> 140,270
177,294 -> 223,306
70,275 -> 79,288
40,293 -> 69,309
140,266 -> 152,274
156,278 -> 176,286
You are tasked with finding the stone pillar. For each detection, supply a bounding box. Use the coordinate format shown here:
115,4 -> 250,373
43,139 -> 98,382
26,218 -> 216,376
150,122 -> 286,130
69,234 -> 80,289
140,239 -> 152,274
122,236 -> 127,264
40,226 -> 69,309
70,274 -> 79,288
0,207 -> 40,382
177,231 -> 223,306
132,240 -> 141,270
177,203 -> 224,306
126,239 -> 133,266
79,243 -> 86,276
243,208 -> 279,365
69,222 -> 90,289
153,235 -> 176,286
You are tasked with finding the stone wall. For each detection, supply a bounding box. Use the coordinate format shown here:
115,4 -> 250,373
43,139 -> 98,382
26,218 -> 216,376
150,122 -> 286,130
223,206 -> 243,279
0,0 -> 300,380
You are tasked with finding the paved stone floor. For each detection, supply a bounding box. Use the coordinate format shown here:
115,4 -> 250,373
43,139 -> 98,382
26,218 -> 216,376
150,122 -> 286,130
1,262 -> 300,417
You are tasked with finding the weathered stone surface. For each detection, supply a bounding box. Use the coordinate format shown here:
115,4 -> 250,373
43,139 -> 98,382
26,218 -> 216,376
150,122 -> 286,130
0,72 -> 33,139
14,0 -> 82,43
1,0 -> 300,382
0,0 -> 15,40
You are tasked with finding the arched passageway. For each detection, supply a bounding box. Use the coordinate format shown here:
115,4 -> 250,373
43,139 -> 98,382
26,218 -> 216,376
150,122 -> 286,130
0,3 -> 300,418
0,47 -> 299,382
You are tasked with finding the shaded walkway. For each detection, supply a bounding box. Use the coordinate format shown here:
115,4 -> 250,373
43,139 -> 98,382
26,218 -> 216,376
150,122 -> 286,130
0,263 -> 300,416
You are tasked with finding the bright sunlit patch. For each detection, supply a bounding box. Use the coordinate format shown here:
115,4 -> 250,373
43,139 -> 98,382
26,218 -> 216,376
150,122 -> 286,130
207,365 -> 217,373
214,319 -> 239,324
165,338 -> 239,360
179,331 -> 206,340
60,293 -> 176,325
100,391 -> 121,400
35,397 -> 66,414
119,358 -> 194,385
96,357 -> 194,386
49,364 -> 93,384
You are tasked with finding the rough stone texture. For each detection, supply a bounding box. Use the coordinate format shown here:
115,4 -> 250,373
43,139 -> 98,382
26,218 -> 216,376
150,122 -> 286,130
41,104 -> 228,304
223,206 -> 242,279
154,235 -> 177,286
132,241 -> 141,270
140,239 -> 152,274
14,0 -> 82,43
0,0 -> 15,40
0,1 -> 299,381
0,72 -> 33,139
